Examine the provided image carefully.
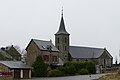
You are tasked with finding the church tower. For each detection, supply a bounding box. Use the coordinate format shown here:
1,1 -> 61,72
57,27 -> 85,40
55,11 -> 70,62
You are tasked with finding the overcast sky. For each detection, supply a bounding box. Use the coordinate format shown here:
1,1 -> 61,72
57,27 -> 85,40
0,0 -> 120,63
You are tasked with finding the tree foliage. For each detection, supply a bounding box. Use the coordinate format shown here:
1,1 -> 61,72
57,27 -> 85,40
32,55 -> 48,77
48,69 -> 64,77
86,61 -> 96,74
58,61 -> 96,75
78,69 -> 89,75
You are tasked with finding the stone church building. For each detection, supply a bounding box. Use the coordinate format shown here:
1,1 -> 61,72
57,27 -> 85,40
26,12 -> 113,68
55,12 -> 113,68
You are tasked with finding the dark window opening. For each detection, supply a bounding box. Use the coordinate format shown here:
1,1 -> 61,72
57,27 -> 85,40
64,46 -> 67,51
65,37 -> 67,43
57,46 -> 59,50
57,38 -> 59,43
43,55 -> 49,61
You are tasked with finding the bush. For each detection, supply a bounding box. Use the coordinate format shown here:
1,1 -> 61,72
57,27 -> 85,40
78,69 -> 89,75
64,65 -> 77,75
48,69 -> 64,77
73,61 -> 86,71
63,61 -> 96,75
58,62 -> 77,75
57,61 -> 96,76
86,61 -> 96,74
57,66 -> 66,73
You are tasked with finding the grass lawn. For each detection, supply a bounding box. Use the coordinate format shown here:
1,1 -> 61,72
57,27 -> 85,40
98,73 -> 120,80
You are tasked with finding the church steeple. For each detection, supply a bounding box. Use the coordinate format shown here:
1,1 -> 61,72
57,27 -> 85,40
55,10 -> 69,35
55,9 -> 70,62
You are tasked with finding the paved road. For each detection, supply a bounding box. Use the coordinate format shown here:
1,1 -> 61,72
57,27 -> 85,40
22,74 -> 104,80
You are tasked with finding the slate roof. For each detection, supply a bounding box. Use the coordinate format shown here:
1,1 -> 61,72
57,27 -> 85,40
0,61 -> 32,69
33,39 -> 59,52
55,14 -> 69,35
0,49 -> 13,59
69,46 -> 107,59
6,45 -> 21,56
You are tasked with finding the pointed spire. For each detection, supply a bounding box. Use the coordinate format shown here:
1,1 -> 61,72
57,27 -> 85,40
55,8 -> 69,35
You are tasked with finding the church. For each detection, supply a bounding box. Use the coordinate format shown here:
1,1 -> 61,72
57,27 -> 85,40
26,12 -> 113,69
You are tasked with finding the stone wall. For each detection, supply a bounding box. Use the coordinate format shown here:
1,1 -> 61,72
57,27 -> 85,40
0,64 -> 13,80
71,51 -> 112,68
99,52 -> 112,67
26,40 -> 39,66
0,63 -> 10,72
55,34 -> 69,62
0,76 -> 13,80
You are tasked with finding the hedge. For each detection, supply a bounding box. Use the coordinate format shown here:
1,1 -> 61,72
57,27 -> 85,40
48,69 -> 64,77
78,69 -> 89,75
58,61 -> 96,75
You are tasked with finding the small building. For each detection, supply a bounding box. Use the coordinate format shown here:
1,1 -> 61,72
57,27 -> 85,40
26,39 -> 59,66
0,61 -> 32,79
5,45 -> 21,61
0,49 -> 13,61
69,46 -> 113,68
0,45 -> 21,61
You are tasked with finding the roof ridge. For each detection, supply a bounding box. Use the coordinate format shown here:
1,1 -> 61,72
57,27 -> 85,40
33,39 -> 50,42
70,45 -> 104,50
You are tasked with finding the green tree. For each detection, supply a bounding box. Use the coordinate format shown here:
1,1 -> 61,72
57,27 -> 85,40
32,55 -> 48,77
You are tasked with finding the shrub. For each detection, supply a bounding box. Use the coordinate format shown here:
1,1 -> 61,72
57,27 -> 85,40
86,61 -> 96,74
48,69 -> 64,77
57,66 -> 66,73
59,62 -> 77,75
58,61 -> 96,76
74,61 -> 86,71
64,65 -> 77,75
78,69 -> 89,75
65,61 -> 96,74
